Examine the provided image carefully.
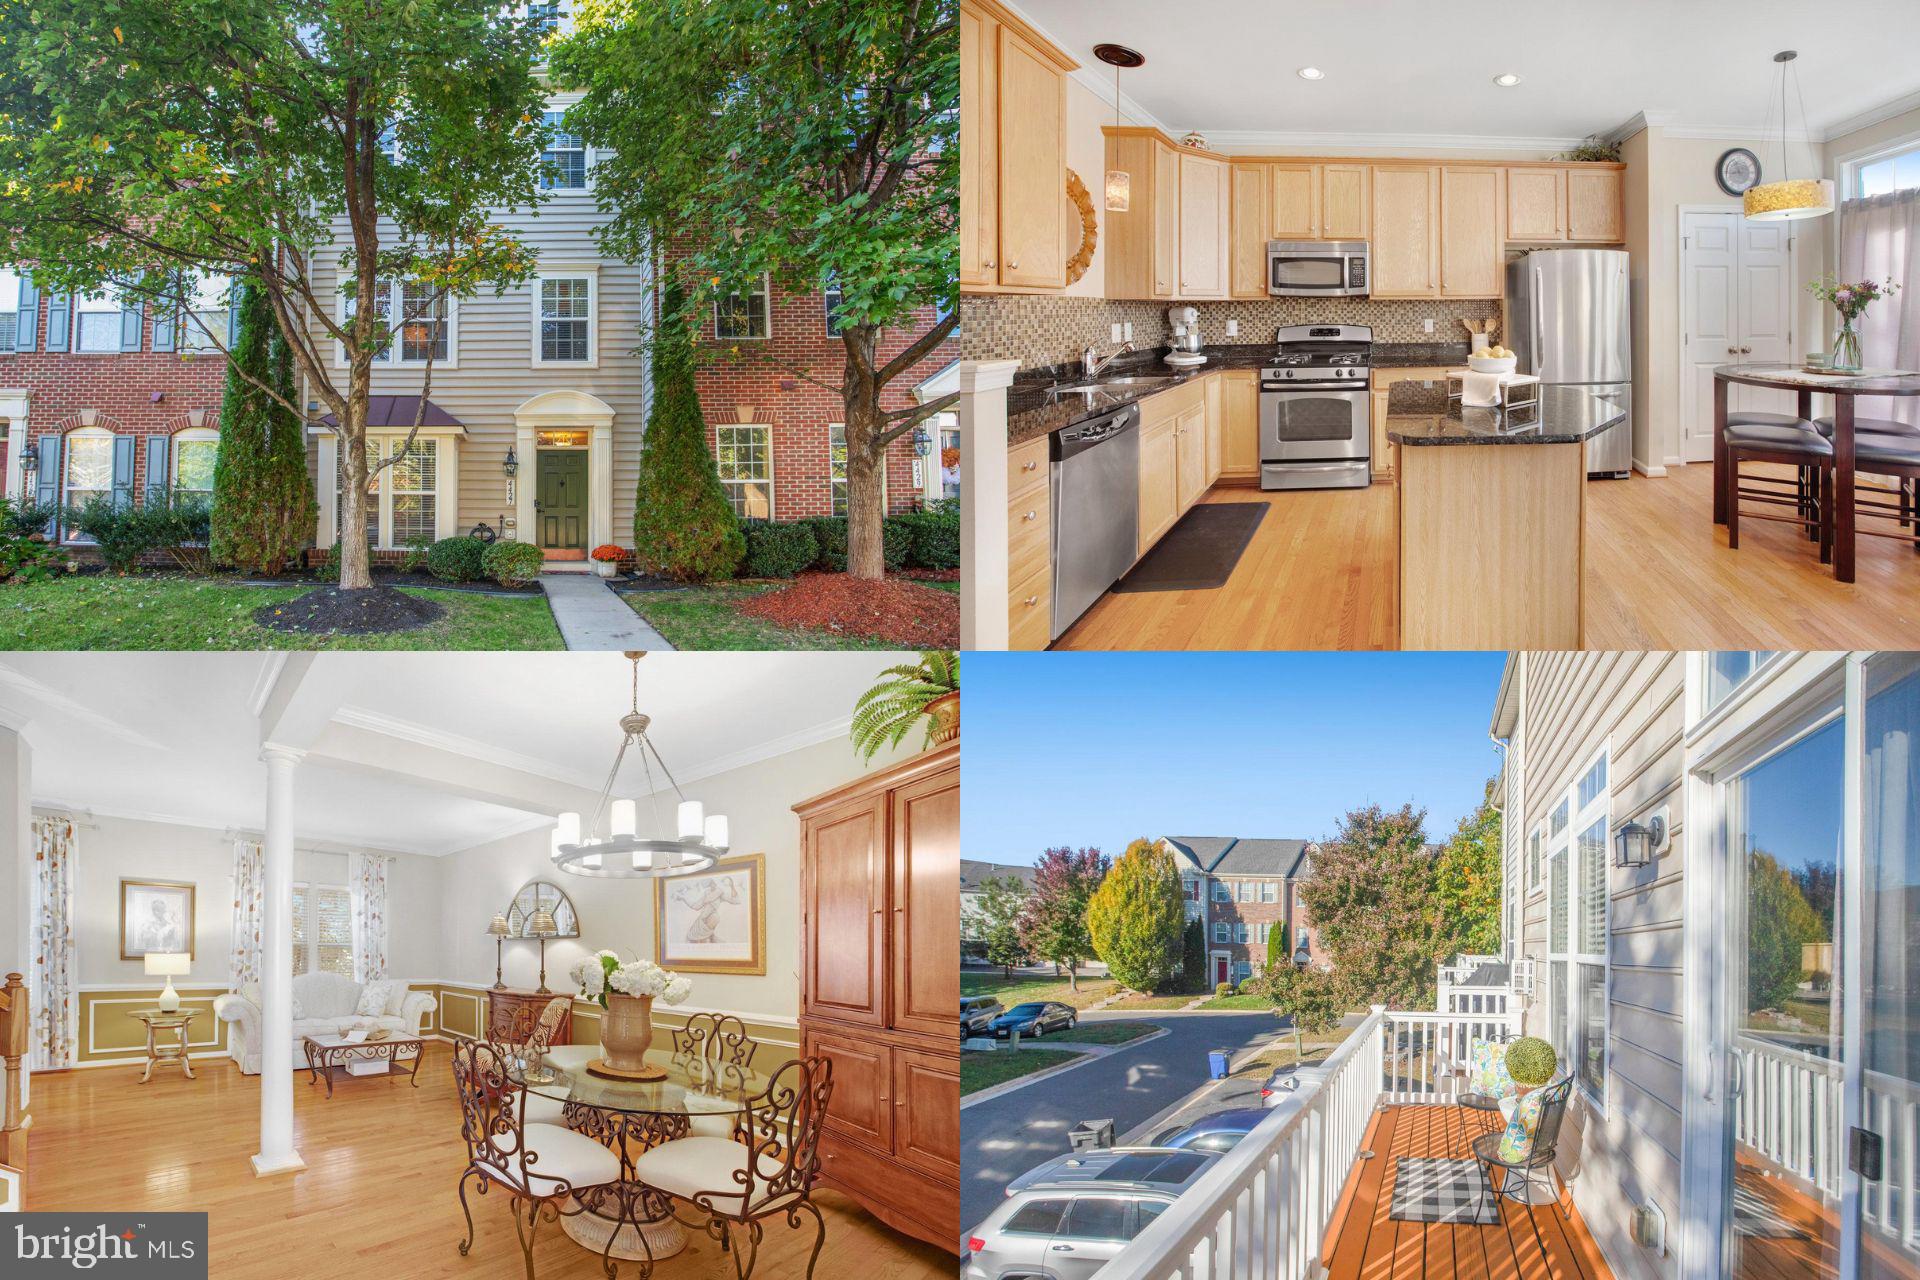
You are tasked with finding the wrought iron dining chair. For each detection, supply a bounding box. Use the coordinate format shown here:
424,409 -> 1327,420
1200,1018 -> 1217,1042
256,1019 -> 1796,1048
452,1037 -> 623,1280
1471,1075 -> 1575,1227
626,1055 -> 834,1280
673,1013 -> 757,1138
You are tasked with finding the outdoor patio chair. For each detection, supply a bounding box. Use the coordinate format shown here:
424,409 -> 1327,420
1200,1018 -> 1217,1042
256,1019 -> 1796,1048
1472,1075 -> 1574,1229
1441,1032 -> 1514,1153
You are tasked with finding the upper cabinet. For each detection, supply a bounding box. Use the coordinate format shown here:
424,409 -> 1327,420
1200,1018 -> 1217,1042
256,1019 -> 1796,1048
1320,164 -> 1371,239
1565,167 -> 1625,242
1505,164 -> 1625,244
1105,128 -> 1230,301
1370,165 -> 1440,298
1178,153 -> 1229,298
959,0 -> 1076,293
1269,164 -> 1318,239
1228,162 -> 1269,298
1228,161 -> 1373,297
1439,166 -> 1504,298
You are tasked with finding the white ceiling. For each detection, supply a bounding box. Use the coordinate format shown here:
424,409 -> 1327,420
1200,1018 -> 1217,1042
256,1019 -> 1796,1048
0,652 -> 894,856
1015,0 -> 1920,149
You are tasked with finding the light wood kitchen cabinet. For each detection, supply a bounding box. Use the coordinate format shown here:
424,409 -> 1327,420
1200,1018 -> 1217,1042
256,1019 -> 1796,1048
1178,152 -> 1229,298
1505,167 -> 1566,241
1566,167 -> 1624,241
1220,369 -> 1260,481
1320,164 -> 1371,239
1371,165 -> 1441,298
1138,413 -> 1180,556
1153,142 -> 1181,297
1104,129 -> 1179,299
958,5 -> 998,288
1270,164 -> 1318,238
1440,166 -> 1504,298
1006,435 -> 1050,651
1204,373 -> 1223,484
1175,401 -> 1208,509
1229,162 -> 1270,298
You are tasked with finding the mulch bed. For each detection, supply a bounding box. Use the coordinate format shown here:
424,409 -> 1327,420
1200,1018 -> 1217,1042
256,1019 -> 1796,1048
253,586 -> 446,635
899,567 -> 960,583
310,569 -> 544,596
734,572 -> 958,646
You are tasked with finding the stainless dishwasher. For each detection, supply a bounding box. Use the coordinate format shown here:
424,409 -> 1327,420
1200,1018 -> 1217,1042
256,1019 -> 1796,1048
1050,404 -> 1140,640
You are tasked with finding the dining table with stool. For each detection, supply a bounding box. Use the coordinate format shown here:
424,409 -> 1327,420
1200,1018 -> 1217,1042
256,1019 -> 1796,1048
1714,362 -> 1920,582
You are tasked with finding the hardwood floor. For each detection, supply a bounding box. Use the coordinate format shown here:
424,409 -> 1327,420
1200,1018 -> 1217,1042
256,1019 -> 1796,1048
23,1044 -> 953,1280
1053,464 -> 1920,650
1322,1104 -> 1614,1280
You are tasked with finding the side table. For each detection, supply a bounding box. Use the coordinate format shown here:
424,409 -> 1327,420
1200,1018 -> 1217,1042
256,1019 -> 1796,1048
130,1009 -> 199,1084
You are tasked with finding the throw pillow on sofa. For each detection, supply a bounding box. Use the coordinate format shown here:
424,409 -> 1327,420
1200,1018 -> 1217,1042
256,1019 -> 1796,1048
385,982 -> 412,1017
356,980 -> 398,1017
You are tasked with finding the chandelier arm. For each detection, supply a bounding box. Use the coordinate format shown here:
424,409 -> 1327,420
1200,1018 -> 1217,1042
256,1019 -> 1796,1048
586,732 -> 634,837
639,733 -> 690,804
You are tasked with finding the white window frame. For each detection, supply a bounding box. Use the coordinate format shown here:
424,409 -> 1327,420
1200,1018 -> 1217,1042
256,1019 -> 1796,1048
61,426 -> 116,543
530,266 -> 599,368
171,428 -> 220,496
1547,746 -> 1610,1111
714,423 -> 773,520
538,100 -> 592,193
1261,880 -> 1278,904
72,289 -> 126,354
1528,824 -> 1544,895
385,435 -> 439,549
1837,126 -> 1920,200
714,273 -> 771,341
291,880 -> 353,979
334,278 -> 458,369
180,272 -> 231,353
1211,881 -> 1230,903
0,268 -> 22,353
823,277 -> 846,337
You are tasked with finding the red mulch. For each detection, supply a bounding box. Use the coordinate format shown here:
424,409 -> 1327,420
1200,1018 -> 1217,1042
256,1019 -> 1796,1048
736,572 -> 958,647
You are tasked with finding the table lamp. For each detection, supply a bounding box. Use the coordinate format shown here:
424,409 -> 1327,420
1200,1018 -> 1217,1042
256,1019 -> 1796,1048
145,952 -> 191,1013
487,912 -> 512,990
528,908 -> 558,995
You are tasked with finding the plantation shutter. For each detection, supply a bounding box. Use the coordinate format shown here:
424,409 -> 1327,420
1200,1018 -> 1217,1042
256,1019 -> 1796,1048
42,292 -> 70,351
110,435 -> 136,510
33,434 -> 60,524
145,435 -> 170,503
120,301 -> 144,352
13,275 -> 36,352
227,280 -> 242,349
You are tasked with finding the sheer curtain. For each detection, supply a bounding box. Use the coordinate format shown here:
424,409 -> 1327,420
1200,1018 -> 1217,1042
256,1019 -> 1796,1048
348,852 -> 391,982
228,839 -> 265,992
1838,188 -> 1920,428
29,815 -> 76,1070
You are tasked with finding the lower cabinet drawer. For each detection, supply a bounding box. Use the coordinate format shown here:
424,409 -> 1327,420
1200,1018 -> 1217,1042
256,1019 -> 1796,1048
817,1130 -> 958,1248
1008,494 -> 1050,587
1008,564 -> 1051,650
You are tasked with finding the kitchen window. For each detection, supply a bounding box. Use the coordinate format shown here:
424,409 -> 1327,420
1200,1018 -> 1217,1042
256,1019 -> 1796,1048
73,289 -> 126,353
0,268 -> 21,350
291,882 -> 353,978
172,430 -> 218,496
715,424 -> 772,519
536,275 -> 595,364
714,275 -> 770,340
540,112 -> 588,190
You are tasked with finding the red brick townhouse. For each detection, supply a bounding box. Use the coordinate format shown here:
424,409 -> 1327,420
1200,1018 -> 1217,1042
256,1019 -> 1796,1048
0,269 -> 232,538
1159,836 -> 1330,988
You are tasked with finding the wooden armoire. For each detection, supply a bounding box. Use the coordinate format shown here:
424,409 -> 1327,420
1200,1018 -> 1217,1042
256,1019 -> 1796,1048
795,737 -> 959,1253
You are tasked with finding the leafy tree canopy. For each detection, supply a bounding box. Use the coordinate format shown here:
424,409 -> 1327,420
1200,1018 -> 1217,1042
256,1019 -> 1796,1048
1434,776 -> 1503,958
1087,838 -> 1186,994
977,875 -> 1031,977
1299,803 -> 1447,1009
1017,846 -> 1108,991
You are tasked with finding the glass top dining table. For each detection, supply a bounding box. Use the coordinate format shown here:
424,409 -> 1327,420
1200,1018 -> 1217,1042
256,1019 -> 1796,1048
504,1042 -> 770,1118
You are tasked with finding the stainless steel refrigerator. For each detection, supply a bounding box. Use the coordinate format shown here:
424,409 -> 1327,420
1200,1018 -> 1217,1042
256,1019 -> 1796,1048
1506,248 -> 1633,478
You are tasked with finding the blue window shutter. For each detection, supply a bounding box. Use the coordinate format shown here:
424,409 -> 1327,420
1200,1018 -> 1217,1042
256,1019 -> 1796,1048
145,435 -> 170,504
111,435 -> 136,509
43,293 -> 70,351
152,295 -> 175,352
33,434 -> 60,534
228,280 -> 242,349
120,302 -> 143,351
13,275 -> 37,352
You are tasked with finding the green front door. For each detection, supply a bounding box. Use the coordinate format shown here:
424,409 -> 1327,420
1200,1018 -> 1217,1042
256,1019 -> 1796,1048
535,450 -> 588,551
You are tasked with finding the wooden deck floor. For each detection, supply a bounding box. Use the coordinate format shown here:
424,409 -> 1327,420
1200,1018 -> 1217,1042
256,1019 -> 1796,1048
1322,1105 -> 1615,1280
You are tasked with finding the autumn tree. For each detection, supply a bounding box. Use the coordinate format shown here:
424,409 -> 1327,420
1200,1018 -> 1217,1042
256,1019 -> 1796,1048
1017,846 -> 1108,991
1086,839 -> 1185,994
1434,777 -> 1503,958
552,0 -> 956,579
1746,850 -> 1825,1013
1299,803 -> 1446,1008
1260,963 -> 1347,1066
976,875 -> 1031,978
0,0 -> 549,595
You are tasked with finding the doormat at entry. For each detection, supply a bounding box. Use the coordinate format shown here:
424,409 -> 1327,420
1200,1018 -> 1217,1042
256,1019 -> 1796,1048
1110,503 -> 1266,592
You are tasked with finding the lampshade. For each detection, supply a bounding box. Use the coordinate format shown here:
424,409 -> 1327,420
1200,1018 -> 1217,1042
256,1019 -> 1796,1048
486,913 -> 511,938
677,800 -> 704,839
611,798 -> 637,838
1744,177 -> 1834,221
1105,168 -> 1131,213
704,815 -> 729,849
527,908 -> 558,938
145,952 -> 191,977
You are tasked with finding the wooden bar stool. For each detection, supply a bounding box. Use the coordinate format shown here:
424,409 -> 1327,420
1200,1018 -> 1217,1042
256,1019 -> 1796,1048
1848,432 -> 1920,556
1730,411 -> 1824,539
1724,420 -> 1833,563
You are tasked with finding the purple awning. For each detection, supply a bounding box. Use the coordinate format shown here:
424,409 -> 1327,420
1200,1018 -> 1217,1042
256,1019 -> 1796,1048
320,396 -> 463,428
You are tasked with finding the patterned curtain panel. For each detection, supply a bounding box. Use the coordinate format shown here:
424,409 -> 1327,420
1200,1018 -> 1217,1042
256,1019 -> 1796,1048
29,815 -> 76,1070
228,839 -> 265,991
348,852 -> 391,982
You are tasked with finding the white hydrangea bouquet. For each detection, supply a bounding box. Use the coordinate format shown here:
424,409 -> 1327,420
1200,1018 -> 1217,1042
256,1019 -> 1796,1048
571,949 -> 693,1008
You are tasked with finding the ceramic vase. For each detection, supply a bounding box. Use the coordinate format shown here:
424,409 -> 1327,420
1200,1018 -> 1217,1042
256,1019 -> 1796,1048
926,691 -> 960,745
601,993 -> 656,1072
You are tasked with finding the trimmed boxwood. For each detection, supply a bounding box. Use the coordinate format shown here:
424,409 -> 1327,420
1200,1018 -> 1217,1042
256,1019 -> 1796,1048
425,535 -> 487,583
878,517 -> 913,571
798,515 -> 909,572
482,539 -> 545,588
740,521 -> 818,579
894,504 -> 959,570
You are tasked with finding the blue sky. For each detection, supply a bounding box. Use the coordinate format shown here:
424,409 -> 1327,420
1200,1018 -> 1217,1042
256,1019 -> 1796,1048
962,652 -> 1509,864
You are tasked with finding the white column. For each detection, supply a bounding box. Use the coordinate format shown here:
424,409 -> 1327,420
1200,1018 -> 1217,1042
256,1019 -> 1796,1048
959,360 -> 1017,651
0,721 -> 32,1112
589,424 -> 615,552
0,395 -> 29,500
252,744 -> 305,1177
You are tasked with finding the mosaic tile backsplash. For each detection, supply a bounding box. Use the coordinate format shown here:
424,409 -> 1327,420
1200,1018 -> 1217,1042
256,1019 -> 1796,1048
960,295 -> 1504,371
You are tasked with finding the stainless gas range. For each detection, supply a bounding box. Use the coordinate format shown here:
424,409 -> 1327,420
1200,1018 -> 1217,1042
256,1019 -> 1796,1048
1259,323 -> 1372,490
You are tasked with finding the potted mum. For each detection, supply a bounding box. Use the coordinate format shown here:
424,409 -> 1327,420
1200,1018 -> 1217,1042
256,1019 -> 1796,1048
1809,275 -> 1901,373
590,544 -> 627,579
571,950 -> 693,1080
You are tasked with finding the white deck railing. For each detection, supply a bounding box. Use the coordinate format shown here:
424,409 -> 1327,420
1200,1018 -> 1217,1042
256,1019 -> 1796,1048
1381,1009 -> 1520,1103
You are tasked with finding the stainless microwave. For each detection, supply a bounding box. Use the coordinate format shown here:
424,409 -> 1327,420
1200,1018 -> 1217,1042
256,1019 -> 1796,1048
1267,240 -> 1370,297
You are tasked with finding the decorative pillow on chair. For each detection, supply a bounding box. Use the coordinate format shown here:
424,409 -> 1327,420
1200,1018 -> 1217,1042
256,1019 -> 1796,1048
1470,1039 -> 1515,1098
355,980 -> 396,1017
1496,1083 -> 1554,1162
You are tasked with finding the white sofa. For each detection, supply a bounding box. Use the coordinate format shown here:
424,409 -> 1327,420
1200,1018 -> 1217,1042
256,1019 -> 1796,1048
213,972 -> 436,1075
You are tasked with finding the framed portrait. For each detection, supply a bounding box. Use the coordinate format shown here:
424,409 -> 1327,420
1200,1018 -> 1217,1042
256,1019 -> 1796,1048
654,854 -> 765,975
120,878 -> 196,961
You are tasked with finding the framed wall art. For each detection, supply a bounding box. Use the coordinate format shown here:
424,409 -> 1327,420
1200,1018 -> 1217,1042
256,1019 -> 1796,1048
653,854 -> 765,975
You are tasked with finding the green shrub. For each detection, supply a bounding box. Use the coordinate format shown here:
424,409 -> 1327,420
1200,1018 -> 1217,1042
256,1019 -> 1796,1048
0,496 -> 59,540
482,539 -> 545,587
319,542 -> 343,581
896,504 -> 960,570
1505,1035 -> 1557,1086
138,491 -> 214,573
1214,982 -> 1235,998
400,536 -> 433,574
879,517 -> 913,571
425,536 -> 487,583
63,496 -> 159,572
0,534 -> 62,584
740,521 -> 817,579
799,517 -> 847,571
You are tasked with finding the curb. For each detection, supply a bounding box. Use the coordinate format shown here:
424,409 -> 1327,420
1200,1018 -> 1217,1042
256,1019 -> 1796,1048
961,1026 -> 1172,1110
1117,1026 -> 1295,1145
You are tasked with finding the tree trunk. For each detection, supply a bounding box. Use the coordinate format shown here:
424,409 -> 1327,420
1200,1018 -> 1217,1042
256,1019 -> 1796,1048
842,326 -> 888,581
337,362 -> 375,591
1066,963 -> 1078,992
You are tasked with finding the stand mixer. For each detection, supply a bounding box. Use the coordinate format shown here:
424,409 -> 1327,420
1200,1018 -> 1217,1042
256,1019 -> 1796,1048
1164,305 -> 1207,367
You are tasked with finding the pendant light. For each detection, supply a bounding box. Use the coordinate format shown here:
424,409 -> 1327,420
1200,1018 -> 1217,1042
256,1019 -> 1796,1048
1095,44 -> 1144,213
1744,50 -> 1834,222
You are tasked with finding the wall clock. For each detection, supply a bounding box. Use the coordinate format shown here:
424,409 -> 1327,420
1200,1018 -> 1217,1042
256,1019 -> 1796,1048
1716,147 -> 1762,197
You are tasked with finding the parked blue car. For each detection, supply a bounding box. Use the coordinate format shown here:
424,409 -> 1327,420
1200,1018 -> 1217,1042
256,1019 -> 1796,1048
986,1000 -> 1076,1039
1148,1107 -> 1272,1153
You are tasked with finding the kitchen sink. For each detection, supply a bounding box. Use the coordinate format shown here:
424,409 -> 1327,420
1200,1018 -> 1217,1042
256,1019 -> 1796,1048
1049,375 -> 1178,393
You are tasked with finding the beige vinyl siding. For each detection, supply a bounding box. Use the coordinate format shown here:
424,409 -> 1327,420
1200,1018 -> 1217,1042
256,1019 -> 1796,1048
301,179 -> 651,544
1508,651 -> 1685,1280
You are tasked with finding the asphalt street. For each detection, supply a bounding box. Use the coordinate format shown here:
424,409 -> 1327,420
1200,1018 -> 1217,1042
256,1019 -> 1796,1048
960,1010 -> 1285,1237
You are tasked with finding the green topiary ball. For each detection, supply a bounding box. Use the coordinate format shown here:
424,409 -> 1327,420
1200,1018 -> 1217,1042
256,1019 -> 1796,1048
482,539 -> 545,588
425,536 -> 487,583
1505,1035 -> 1557,1086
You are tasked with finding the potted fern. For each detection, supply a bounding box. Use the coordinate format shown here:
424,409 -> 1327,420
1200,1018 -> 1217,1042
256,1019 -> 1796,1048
851,650 -> 959,761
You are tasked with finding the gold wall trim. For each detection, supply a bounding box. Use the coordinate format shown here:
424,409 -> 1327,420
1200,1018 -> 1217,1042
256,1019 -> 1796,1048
79,988 -> 229,1063
427,983 -> 801,1069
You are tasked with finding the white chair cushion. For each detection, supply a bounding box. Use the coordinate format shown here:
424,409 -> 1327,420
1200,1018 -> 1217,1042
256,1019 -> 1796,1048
522,1091 -> 568,1127
628,1135 -> 791,1215
483,1123 -> 621,1195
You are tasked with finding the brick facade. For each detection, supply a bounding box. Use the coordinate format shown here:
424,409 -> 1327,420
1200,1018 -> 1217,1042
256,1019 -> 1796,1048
1165,836 -> 1330,988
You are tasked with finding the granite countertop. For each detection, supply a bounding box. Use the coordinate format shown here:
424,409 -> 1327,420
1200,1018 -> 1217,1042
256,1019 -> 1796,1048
1383,378 -> 1627,445
1004,342 -> 1477,446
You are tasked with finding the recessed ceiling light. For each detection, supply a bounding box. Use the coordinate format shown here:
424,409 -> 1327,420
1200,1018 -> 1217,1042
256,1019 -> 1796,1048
1493,73 -> 1522,87
1297,67 -> 1324,81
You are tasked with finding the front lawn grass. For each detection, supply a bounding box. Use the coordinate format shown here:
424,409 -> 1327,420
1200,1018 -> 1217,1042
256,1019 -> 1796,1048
960,971 -> 1120,1011
1229,1023 -> 1363,1079
1199,992 -> 1276,1011
961,1047 -> 1081,1096
0,575 -> 565,650
1109,991 -> 1204,1010
1049,1020 -> 1158,1046
621,583 -> 902,651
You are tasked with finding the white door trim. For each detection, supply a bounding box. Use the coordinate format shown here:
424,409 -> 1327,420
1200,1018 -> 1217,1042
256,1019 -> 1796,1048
513,390 -> 616,553
1675,203 -> 1802,466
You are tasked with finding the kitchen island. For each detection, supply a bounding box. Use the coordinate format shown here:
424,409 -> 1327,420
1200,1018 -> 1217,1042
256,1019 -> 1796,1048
1386,380 -> 1626,649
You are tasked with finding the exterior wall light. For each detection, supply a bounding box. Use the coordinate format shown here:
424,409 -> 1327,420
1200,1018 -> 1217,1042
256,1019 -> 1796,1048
1614,814 -> 1666,868
503,446 -> 519,477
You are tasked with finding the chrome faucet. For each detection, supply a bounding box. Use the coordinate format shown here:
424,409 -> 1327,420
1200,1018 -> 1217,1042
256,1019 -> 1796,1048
1080,341 -> 1135,379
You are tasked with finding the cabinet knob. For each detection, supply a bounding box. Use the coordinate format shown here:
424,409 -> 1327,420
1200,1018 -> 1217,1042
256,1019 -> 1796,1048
985,259 -> 996,268
1727,347 -> 1739,355
1741,346 -> 1753,354
1022,510 -> 1037,521
1024,595 -> 1039,607
1022,460 -> 1038,472
1008,259 -> 1019,270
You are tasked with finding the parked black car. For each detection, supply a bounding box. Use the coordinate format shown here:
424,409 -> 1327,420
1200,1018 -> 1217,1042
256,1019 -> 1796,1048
987,1000 -> 1076,1039
962,995 -> 1004,1037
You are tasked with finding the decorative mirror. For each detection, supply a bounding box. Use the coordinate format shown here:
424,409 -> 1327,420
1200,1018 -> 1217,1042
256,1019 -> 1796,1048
1065,169 -> 1097,287
505,879 -> 580,938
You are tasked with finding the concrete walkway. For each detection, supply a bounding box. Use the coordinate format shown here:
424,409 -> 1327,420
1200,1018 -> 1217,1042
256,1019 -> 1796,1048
539,574 -> 674,651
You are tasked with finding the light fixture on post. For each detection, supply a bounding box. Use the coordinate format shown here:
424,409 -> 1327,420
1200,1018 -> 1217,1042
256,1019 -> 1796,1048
486,912 -> 512,991
19,441 -> 37,476
1614,814 -> 1666,869
549,651 -> 728,882
1095,43 -> 1144,213
912,425 -> 932,458
1744,51 -> 1834,222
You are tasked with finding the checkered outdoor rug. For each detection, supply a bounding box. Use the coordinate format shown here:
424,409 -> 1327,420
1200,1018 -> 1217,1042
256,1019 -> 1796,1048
1733,1181 -> 1814,1239
1388,1157 -> 1501,1224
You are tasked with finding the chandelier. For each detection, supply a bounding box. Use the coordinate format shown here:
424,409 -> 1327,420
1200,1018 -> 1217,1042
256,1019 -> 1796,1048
1744,51 -> 1833,222
549,652 -> 728,879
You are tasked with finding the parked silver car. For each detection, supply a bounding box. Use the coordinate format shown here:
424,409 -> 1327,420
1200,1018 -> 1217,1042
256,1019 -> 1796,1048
963,1147 -> 1219,1279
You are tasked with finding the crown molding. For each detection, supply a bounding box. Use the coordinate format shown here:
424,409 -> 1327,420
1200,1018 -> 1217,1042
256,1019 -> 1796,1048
1818,85 -> 1920,146
1199,129 -> 1585,156
0,662 -> 169,753
330,704 -> 586,790
29,797 -> 439,857
246,654 -> 289,720
1065,65 -> 1169,135
670,717 -> 854,790
1660,124 -> 1819,143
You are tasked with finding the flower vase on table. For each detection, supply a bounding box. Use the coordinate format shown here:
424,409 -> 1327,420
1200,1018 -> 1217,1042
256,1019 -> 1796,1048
1833,317 -> 1864,374
1809,275 -> 1900,374
570,950 -> 693,1081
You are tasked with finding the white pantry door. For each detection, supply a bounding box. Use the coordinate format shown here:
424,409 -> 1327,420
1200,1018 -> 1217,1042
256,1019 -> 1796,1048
1679,210 -> 1798,462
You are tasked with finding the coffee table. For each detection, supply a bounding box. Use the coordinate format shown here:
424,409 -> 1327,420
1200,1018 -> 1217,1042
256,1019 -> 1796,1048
302,1032 -> 424,1097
